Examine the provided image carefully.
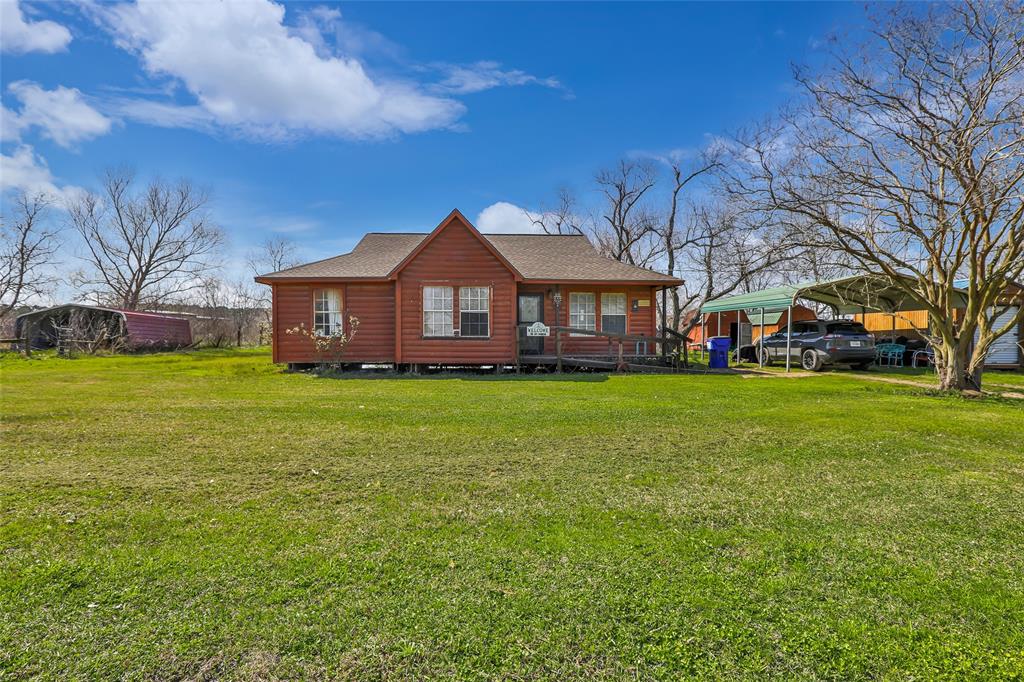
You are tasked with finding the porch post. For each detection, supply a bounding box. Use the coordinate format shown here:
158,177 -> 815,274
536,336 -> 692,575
785,305 -> 793,372
661,287 -> 667,360
514,323 -> 520,373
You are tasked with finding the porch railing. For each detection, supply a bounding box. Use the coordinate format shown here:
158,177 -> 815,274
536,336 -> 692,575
515,324 -> 686,372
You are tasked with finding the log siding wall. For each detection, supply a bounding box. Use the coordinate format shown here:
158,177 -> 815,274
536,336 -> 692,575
397,218 -> 516,364
516,284 -> 660,355
272,282 -> 395,364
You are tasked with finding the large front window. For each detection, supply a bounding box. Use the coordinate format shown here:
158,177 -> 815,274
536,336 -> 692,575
423,286 -> 453,336
459,287 -> 490,337
313,289 -> 343,335
601,293 -> 627,334
569,292 -> 596,334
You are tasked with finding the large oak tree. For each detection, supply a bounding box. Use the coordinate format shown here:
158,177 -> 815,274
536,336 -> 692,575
726,1 -> 1024,390
69,170 -> 224,310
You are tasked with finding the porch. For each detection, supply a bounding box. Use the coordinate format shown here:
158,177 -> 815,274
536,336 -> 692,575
514,324 -> 689,373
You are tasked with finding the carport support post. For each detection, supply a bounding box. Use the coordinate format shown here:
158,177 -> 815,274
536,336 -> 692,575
758,307 -> 765,367
785,305 -> 793,372
701,316 -> 705,360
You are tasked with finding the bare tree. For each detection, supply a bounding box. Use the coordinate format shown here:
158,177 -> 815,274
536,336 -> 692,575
659,150 -> 722,329
675,201 -> 797,339
725,1 -> 1024,391
188,278 -> 230,347
526,154 -> 789,334
246,236 -> 299,339
192,276 -> 266,347
68,170 -> 224,310
247,236 -> 299,277
225,277 -> 267,347
1,193 -> 61,318
529,188 -> 589,236
594,160 -> 662,266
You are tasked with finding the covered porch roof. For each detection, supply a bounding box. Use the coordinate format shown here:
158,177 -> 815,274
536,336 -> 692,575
700,274 -> 968,315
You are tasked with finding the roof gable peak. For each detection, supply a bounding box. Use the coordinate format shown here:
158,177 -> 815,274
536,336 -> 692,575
387,209 -> 524,280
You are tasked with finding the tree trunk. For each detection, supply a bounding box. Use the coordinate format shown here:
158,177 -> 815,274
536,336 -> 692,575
934,339 -> 979,392
670,287 -> 681,331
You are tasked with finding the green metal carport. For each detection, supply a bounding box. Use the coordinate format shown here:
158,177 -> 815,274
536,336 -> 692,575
699,274 -> 968,371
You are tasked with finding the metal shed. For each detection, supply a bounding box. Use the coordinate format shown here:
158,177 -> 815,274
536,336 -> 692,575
15,304 -> 192,351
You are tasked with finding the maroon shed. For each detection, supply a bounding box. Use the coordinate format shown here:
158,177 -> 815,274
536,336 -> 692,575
119,309 -> 193,348
16,304 -> 193,350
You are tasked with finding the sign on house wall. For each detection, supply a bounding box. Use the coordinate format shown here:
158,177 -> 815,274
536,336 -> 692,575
526,322 -> 550,337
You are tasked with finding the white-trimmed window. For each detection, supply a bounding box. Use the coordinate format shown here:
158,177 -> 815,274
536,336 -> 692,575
601,293 -> 627,334
569,292 -> 596,334
459,287 -> 490,337
423,286 -> 453,337
313,288 -> 343,335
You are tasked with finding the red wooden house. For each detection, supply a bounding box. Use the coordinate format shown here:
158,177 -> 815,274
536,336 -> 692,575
255,209 -> 681,369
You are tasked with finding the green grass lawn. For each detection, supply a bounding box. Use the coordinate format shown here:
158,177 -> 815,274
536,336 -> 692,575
845,364 -> 1024,390
688,349 -> 1024,392
2,349 -> 1023,680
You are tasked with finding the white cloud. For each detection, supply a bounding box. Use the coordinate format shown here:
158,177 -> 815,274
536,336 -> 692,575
476,202 -> 545,234
0,145 -> 83,203
0,0 -> 72,54
92,0 -> 465,140
1,104 -> 21,143
288,6 -> 341,58
434,61 -> 567,96
291,6 -> 402,62
105,98 -> 214,133
4,81 -> 113,148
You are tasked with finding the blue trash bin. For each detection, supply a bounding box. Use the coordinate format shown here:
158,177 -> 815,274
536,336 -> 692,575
707,336 -> 731,369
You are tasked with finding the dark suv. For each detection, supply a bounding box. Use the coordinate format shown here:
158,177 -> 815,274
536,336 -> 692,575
756,320 -> 876,371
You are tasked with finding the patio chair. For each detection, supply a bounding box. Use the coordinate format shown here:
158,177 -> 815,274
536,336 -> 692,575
876,343 -> 905,367
911,347 -> 934,368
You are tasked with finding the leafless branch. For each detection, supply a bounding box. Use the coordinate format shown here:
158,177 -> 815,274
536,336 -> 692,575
0,192 -> 62,318
67,170 -> 224,310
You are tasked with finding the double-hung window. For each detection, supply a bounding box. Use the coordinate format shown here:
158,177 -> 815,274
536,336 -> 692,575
601,293 -> 627,334
459,287 -> 490,337
313,288 -> 343,336
569,292 -> 596,334
423,286 -> 453,337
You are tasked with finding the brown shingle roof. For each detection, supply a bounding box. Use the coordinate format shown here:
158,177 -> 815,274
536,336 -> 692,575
483,234 -> 679,282
258,232 -> 679,283
259,233 -> 427,279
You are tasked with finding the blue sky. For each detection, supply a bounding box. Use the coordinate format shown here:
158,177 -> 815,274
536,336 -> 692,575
1,1 -> 866,277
